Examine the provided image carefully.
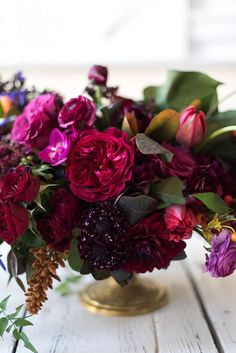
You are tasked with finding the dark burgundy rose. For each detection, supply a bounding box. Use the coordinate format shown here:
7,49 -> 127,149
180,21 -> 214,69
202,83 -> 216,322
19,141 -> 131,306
88,65 -> 108,85
164,205 -> 197,242
37,188 -> 82,252
132,150 -> 161,190
0,202 -> 29,244
163,144 -> 196,179
185,160 -> 222,195
58,96 -> 96,129
123,213 -> 186,273
11,93 -> 62,149
0,165 -> 40,203
66,128 -> 134,202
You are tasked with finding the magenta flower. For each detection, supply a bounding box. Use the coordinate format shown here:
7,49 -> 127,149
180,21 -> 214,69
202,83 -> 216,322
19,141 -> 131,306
38,128 -> 71,166
176,106 -> 206,147
204,230 -> 236,277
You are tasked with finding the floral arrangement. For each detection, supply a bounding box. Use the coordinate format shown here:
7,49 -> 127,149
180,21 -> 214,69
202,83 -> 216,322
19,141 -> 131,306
0,66 -> 236,352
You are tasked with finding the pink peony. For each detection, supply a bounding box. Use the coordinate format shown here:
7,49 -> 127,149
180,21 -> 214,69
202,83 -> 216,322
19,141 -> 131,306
11,93 -> 62,149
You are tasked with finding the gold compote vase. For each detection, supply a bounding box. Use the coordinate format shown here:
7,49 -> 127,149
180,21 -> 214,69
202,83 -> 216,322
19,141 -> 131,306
79,275 -> 167,316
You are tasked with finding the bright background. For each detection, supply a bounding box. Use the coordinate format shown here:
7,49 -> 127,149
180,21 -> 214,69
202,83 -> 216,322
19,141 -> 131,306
0,0 -> 236,106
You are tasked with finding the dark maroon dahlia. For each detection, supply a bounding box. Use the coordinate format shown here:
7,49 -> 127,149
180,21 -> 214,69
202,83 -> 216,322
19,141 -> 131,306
123,213 -> 186,273
79,202 -> 128,271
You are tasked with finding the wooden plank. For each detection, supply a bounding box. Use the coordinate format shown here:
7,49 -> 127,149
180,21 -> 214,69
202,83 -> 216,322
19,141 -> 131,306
0,243 -> 25,353
153,262 -> 218,353
16,261 -> 218,353
185,233 -> 236,353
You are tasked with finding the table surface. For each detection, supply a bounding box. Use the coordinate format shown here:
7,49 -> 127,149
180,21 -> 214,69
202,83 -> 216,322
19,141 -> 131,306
1,234 -> 236,353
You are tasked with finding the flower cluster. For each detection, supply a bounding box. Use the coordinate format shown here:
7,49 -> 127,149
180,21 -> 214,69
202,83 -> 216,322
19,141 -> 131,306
0,65 -> 236,317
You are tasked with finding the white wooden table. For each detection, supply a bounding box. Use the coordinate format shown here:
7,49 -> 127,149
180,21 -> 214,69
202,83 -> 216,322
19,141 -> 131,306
1,234 -> 236,353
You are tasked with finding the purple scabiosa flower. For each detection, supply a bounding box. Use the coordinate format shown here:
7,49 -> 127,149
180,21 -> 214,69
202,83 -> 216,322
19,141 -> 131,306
204,230 -> 236,277
38,128 -> 71,166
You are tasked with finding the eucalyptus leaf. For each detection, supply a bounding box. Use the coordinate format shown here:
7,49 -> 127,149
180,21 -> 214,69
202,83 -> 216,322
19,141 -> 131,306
150,177 -> 185,206
136,133 -> 173,162
191,192 -> 230,214
91,270 -> 110,281
119,195 -> 158,224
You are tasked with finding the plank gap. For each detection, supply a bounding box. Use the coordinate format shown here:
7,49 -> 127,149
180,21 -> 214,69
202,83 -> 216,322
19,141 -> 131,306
183,262 -> 224,353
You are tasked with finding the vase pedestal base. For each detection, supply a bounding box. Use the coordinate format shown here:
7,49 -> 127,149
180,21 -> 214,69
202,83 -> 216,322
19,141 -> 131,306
79,275 -> 167,316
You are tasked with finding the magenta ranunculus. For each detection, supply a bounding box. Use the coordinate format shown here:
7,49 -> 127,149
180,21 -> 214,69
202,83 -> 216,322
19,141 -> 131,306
163,144 -> 196,179
204,230 -> 236,277
0,202 -> 29,244
88,65 -> 108,85
176,106 -> 206,147
66,128 -> 134,202
58,95 -> 96,129
11,93 -> 62,149
164,205 -> 197,242
0,165 -> 40,203
37,188 -> 82,252
123,213 -> 186,273
38,128 -> 71,166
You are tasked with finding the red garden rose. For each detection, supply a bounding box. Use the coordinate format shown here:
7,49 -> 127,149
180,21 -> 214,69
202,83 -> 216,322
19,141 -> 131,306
37,188 -> 82,251
0,165 -> 40,203
0,202 -> 29,244
58,95 -> 96,129
164,205 -> 197,242
123,213 -> 186,273
66,128 -> 134,202
11,93 -> 62,149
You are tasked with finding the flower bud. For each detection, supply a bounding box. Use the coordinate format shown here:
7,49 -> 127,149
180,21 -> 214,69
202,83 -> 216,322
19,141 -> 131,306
88,65 -> 108,85
176,106 -> 206,147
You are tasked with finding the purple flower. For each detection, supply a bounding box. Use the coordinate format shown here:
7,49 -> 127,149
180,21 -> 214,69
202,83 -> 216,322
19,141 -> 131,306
204,230 -> 236,277
38,128 -> 71,166
58,95 -> 96,129
88,65 -> 108,85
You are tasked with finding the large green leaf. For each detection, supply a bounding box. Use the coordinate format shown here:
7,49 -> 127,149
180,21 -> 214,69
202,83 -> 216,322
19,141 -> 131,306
136,133 -> 173,162
150,177 -> 185,206
144,70 -> 221,112
196,110 -> 236,159
191,192 -> 230,214
119,195 -> 158,224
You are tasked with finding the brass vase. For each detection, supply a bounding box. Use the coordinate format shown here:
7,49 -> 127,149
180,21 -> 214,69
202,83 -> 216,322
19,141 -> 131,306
79,275 -> 167,316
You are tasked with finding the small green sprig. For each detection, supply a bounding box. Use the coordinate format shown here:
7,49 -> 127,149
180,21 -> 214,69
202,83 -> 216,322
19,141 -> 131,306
0,296 -> 37,353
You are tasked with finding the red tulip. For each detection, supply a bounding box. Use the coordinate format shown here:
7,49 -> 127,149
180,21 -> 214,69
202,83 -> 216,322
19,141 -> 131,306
176,106 -> 206,147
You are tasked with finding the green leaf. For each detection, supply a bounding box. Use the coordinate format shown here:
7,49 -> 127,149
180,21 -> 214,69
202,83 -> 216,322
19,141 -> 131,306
14,318 -> 33,327
91,270 -> 110,281
13,329 -> 38,353
191,192 -> 230,214
34,193 -> 46,212
6,324 -> 13,333
150,177 -> 185,206
56,275 -> 81,296
68,238 -> 83,272
144,70 -> 221,113
0,318 -> 8,336
79,262 -> 91,275
136,133 -> 173,162
0,296 -> 11,310
7,305 -> 24,320
39,184 -> 58,193
119,195 -> 158,225
111,270 -> 133,287
145,109 -> 179,142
